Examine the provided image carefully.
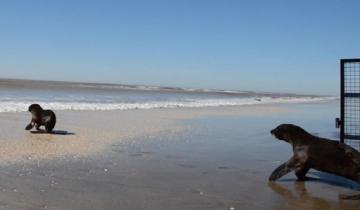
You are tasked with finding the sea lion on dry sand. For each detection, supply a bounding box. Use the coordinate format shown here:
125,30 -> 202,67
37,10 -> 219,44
25,104 -> 56,133
269,124 -> 360,200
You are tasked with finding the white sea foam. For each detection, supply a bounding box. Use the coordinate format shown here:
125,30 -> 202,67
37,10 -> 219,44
0,96 -> 337,113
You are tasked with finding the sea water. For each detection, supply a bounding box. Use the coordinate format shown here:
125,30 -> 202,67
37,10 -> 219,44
0,79 -> 336,112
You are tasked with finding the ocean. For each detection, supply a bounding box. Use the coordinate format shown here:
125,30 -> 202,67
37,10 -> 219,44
0,79 -> 336,112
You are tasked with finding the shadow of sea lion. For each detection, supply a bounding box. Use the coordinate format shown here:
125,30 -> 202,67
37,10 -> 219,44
30,130 -> 75,135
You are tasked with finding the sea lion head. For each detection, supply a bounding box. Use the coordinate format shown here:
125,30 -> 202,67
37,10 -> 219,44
28,104 -> 43,116
28,104 -> 43,112
271,124 -> 307,142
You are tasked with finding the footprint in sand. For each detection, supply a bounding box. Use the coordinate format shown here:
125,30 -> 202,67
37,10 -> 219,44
111,149 -> 125,154
128,151 -> 153,157
129,153 -> 143,157
178,163 -> 196,168
218,166 -> 231,170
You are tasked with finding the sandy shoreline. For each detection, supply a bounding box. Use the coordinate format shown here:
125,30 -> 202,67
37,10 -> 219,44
0,105 -> 291,164
0,103 -> 359,210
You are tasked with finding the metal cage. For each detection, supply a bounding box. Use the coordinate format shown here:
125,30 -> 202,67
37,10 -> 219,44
338,58 -> 360,149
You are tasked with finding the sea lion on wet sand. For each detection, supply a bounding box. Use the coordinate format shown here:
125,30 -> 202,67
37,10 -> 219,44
269,124 -> 360,200
25,104 -> 56,133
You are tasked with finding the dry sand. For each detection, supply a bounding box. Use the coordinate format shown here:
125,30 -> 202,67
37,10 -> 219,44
0,104 -> 358,210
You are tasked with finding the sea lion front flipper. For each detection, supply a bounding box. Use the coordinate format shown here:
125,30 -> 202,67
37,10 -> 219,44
295,166 -> 310,181
25,121 -> 35,130
269,157 -> 298,181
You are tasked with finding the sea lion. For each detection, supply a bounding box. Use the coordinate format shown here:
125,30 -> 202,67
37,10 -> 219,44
269,124 -> 360,200
25,104 -> 56,133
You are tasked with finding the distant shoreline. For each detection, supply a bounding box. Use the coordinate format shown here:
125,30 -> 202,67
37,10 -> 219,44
0,78 -> 337,113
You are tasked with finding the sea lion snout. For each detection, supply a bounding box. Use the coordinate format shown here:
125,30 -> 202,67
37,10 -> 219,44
270,129 -> 276,137
270,128 -> 280,139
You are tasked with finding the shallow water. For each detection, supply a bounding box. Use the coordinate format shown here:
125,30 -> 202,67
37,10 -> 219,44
0,79 -> 334,112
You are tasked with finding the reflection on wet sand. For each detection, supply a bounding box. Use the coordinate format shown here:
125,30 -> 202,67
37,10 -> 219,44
268,182 -> 360,210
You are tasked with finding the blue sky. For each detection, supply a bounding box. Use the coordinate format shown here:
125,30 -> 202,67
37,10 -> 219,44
0,0 -> 359,95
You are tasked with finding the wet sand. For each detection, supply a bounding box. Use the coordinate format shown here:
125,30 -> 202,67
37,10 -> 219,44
0,105 -> 290,164
0,102 -> 359,209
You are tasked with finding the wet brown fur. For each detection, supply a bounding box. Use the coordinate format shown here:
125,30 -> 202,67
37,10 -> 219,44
25,104 -> 56,133
269,124 -> 360,200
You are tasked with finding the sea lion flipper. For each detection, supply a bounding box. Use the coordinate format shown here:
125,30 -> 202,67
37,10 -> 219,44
269,157 -> 297,181
295,167 -> 310,181
25,121 -> 34,130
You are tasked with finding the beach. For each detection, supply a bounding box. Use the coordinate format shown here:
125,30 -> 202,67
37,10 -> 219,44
1,0 -> 358,209
0,101 -> 359,210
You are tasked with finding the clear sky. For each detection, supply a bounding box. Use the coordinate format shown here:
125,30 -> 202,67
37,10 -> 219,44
0,0 -> 359,95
